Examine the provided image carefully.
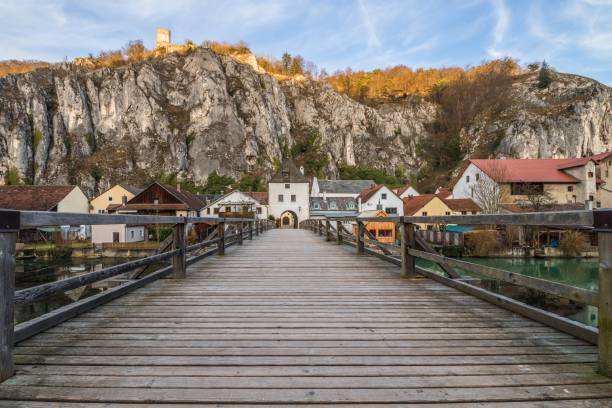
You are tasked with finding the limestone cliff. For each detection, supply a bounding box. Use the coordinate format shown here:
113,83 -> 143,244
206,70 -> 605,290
0,48 -> 610,196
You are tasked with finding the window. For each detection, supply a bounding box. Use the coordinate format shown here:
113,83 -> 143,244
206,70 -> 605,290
130,230 -> 134,239
369,229 -> 376,236
466,175 -> 470,182
256,207 -> 262,214
511,182 -> 543,195
282,171 -> 290,180
567,186 -> 574,192
206,208 -> 210,214
476,173 -> 480,181
225,206 -> 231,212
597,201 -> 602,208
278,195 -> 284,202
385,207 -> 397,214
291,194 -> 296,202
472,211 -> 477,215
588,171 -> 594,178
606,170 -> 609,178
422,211 -> 428,216
108,196 -> 113,202
589,195 -> 594,201
313,203 -> 321,209
381,193 -> 387,199
347,202 -> 355,209
461,211 -> 467,215
213,208 -> 219,214
329,201 -> 337,210
140,230 -> 144,238
445,211 -> 451,215
285,184 -> 290,189
97,209 -> 106,214
378,229 -> 392,237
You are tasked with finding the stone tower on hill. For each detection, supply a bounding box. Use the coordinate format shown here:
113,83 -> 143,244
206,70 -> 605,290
156,28 -> 171,49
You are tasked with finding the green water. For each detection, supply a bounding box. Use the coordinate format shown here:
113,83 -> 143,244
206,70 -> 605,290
417,257 -> 599,327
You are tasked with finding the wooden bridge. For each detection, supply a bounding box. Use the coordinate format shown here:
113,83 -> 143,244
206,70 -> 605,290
0,210 -> 612,406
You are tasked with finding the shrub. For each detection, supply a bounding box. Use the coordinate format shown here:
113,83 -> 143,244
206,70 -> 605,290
465,230 -> 502,256
4,167 -> 21,185
558,230 -> 587,257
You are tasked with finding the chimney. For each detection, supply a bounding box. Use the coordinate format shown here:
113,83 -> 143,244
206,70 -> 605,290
177,184 -> 181,192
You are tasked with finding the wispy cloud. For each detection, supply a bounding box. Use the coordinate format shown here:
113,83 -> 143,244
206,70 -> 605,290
486,0 -> 510,58
357,0 -> 381,48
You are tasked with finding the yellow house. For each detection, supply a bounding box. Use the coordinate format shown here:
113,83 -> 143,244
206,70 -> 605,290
403,194 -> 480,230
90,184 -> 142,214
353,210 -> 397,244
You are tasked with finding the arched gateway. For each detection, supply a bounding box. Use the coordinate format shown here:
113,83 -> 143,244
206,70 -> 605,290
280,210 -> 298,229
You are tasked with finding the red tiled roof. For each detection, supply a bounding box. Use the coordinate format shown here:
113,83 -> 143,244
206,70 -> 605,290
402,194 -> 436,216
442,198 -> 481,212
0,185 -> 76,211
118,203 -> 190,211
469,159 -> 581,183
357,184 -> 384,203
161,184 -> 206,210
436,187 -> 452,198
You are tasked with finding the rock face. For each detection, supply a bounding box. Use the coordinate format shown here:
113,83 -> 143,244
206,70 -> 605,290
0,48 -> 610,196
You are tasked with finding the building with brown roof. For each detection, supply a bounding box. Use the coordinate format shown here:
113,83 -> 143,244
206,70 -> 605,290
90,184 -> 143,214
357,185 -> 404,216
452,152 -> 612,210
112,182 -> 205,217
203,190 -> 269,219
0,185 -> 89,213
403,194 -> 480,230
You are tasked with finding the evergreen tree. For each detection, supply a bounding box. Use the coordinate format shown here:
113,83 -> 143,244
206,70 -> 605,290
537,60 -> 553,89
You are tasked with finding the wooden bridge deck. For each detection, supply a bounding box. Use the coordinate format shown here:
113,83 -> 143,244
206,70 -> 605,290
1,229 -> 612,406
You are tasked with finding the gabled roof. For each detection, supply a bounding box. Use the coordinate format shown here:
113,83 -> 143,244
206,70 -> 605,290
435,187 -> 452,198
118,182 -> 205,211
243,191 -> 269,205
270,159 -> 307,183
396,185 -> 419,197
162,184 -> 206,209
317,179 -> 375,194
442,198 -> 481,213
357,184 -> 400,203
402,194 -> 438,216
358,209 -> 388,218
469,159 -> 581,183
0,185 -> 77,211
119,184 -> 143,195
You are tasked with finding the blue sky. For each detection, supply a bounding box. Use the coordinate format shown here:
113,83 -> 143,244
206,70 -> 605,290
1,0 -> 611,84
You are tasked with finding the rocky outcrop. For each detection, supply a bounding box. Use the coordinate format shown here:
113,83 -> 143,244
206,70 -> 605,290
0,48 -> 610,196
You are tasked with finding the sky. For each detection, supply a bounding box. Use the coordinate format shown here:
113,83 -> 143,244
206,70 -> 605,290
1,0 -> 611,84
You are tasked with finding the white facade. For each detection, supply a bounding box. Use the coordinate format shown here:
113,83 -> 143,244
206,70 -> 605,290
398,186 -> 420,199
358,186 -> 404,216
452,163 -> 494,201
91,224 -> 146,244
203,191 -> 269,220
268,182 -> 310,223
56,187 -> 90,213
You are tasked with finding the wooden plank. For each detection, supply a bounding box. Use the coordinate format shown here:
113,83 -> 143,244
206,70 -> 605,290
600,231 -> 612,376
0,231 -> 16,382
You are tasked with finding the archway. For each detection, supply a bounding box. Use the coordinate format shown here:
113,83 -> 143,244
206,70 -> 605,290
279,210 -> 298,229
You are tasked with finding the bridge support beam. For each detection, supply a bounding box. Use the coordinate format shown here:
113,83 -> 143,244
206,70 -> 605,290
217,222 -> 225,255
237,223 -> 243,245
599,228 -> 612,377
172,222 -> 186,279
336,221 -> 343,244
400,222 -> 416,278
356,221 -> 365,255
249,222 -> 254,240
0,229 -> 16,382
318,220 -> 323,236
325,220 -> 331,241
255,220 -> 259,237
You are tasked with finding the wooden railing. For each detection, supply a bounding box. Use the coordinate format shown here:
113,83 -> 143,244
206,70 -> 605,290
301,209 -> 612,377
0,209 -> 274,382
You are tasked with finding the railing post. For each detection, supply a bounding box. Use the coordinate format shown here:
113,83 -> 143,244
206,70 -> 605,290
596,210 -> 612,376
172,221 -> 186,279
357,221 -> 365,255
336,220 -> 343,244
249,221 -> 254,240
0,220 -> 17,382
217,221 -> 225,255
259,220 -> 264,234
401,221 -> 416,278
255,220 -> 259,236
325,220 -> 331,241
318,220 -> 323,236
237,222 -> 243,245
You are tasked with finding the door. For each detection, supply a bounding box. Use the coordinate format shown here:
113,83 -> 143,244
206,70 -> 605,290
112,232 -> 120,243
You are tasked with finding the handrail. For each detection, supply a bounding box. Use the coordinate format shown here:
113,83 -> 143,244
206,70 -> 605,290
301,209 -> 612,377
0,210 -> 276,382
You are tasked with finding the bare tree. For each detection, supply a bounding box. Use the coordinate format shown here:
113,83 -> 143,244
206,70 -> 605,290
523,185 -> 553,212
469,161 -> 509,214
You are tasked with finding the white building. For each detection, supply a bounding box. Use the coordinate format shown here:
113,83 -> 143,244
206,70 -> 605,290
202,190 -> 269,219
311,178 -> 375,198
91,224 -> 147,244
356,185 -> 404,216
268,160 -> 310,228
396,185 -> 420,199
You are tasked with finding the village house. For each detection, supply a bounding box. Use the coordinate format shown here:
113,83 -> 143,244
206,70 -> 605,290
268,160 -> 310,228
310,196 -> 358,218
403,194 -> 481,230
395,185 -> 420,199
356,185 -> 404,216
0,185 -> 90,241
353,209 -> 397,244
452,153 -> 612,210
311,177 -> 375,198
112,182 -> 205,217
89,184 -> 142,214
203,191 -> 269,219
